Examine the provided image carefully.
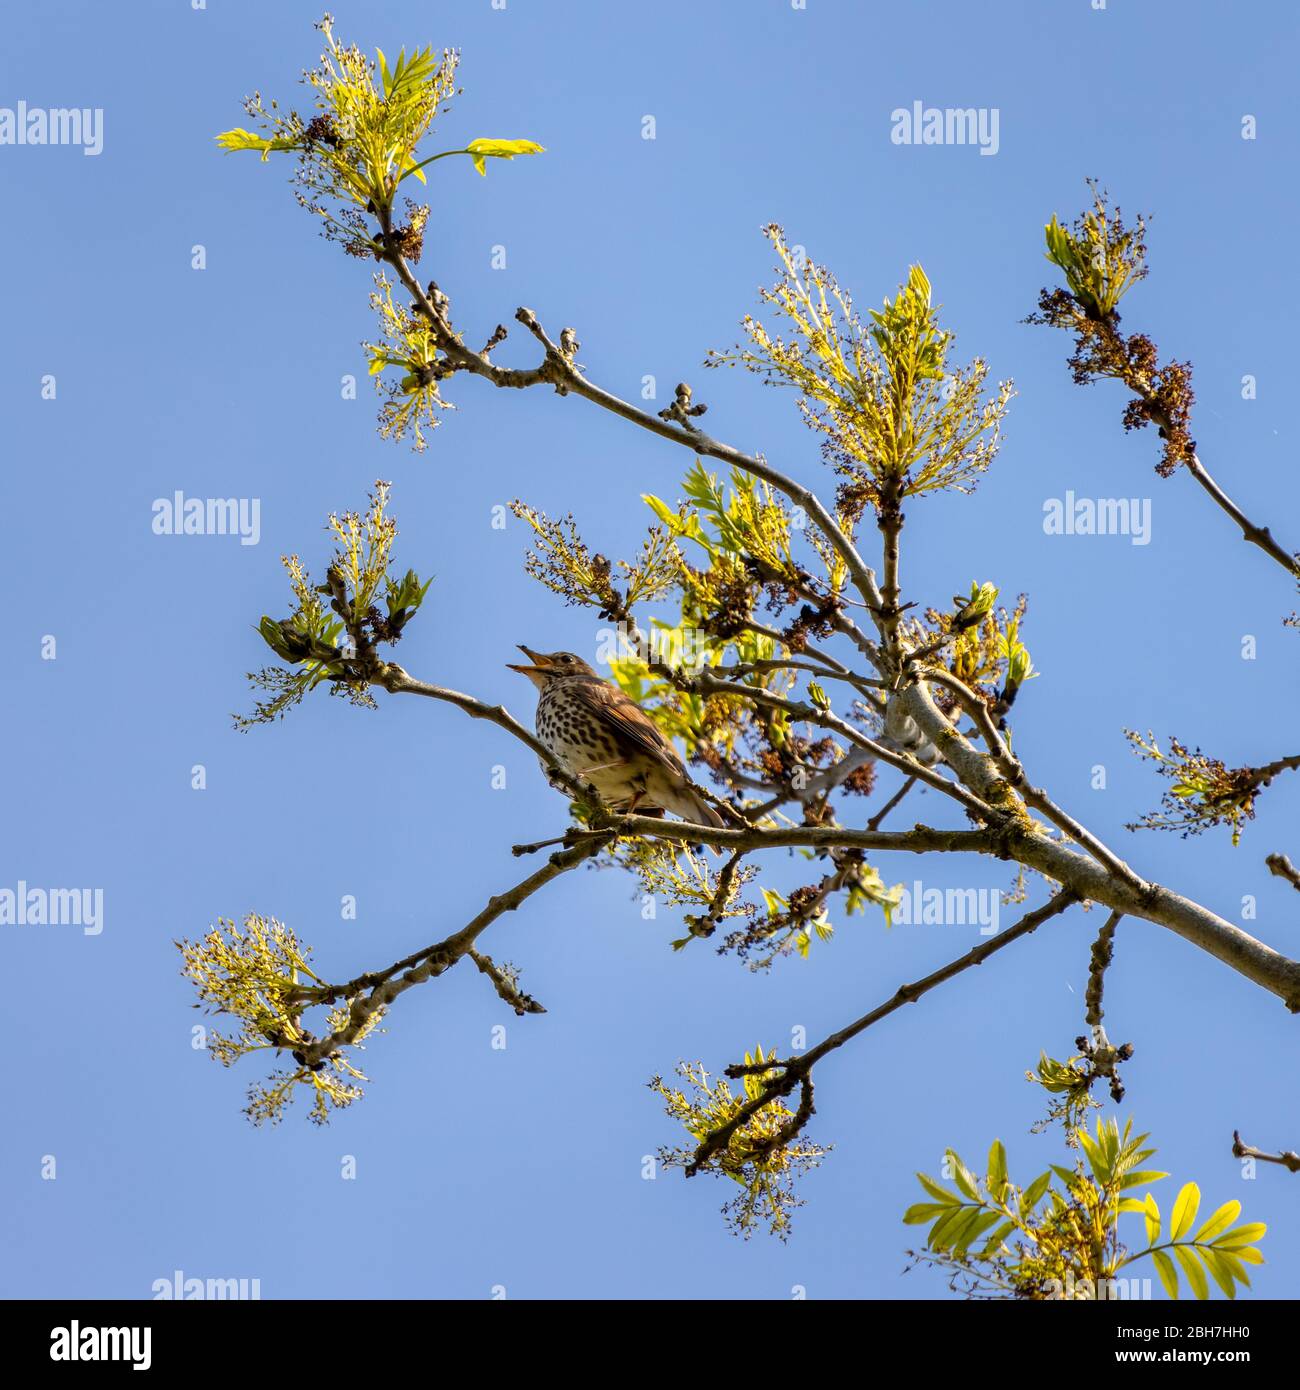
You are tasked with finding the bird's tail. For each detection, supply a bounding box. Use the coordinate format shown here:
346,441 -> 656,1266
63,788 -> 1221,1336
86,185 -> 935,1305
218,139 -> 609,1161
659,782 -> 735,855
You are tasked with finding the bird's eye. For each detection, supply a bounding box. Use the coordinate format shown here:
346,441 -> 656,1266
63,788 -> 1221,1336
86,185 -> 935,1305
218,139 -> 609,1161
561,653 -> 574,663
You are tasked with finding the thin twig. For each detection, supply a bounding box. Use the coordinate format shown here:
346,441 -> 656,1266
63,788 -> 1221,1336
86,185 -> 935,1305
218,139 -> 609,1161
867,776 -> 918,832
380,232 -> 891,633
293,835 -> 609,1063
1266,853 -> 1300,893
1232,1131 -> 1300,1174
1183,451 -> 1300,581
685,889 -> 1080,1172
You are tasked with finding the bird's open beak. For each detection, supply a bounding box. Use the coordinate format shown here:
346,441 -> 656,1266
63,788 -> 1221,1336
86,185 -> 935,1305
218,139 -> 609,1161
506,644 -> 552,675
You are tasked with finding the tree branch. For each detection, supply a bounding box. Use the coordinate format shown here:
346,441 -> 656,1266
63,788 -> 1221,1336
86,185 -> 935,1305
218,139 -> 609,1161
1266,853 -> 1300,893
1232,1131 -> 1300,1174
685,889 -> 1080,1173
293,834 -> 609,1064
378,235 -> 890,630
921,664 -> 1149,896
1183,450 -> 1300,581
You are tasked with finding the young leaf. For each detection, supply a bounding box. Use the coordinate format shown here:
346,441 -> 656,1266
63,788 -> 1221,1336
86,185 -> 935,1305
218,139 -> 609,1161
915,1172 -> 960,1206
979,1219 -> 1017,1256
903,1202 -> 953,1225
466,137 -> 545,176
987,1139 -> 1008,1199
1150,1248 -> 1179,1300
946,1151 -> 981,1202
1199,1248 -> 1239,1300
952,1209 -> 1003,1257
1213,1222 -> 1267,1249
1019,1170 -> 1052,1212
1170,1182 -> 1200,1242
216,127 -> 301,160
1173,1245 -> 1209,1301
1077,1127 -> 1109,1184
1143,1192 -> 1161,1247
929,1205 -> 981,1252
1118,1168 -> 1169,1190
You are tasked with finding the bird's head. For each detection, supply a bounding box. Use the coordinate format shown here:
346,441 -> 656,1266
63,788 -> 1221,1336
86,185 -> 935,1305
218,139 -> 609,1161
506,645 -> 598,689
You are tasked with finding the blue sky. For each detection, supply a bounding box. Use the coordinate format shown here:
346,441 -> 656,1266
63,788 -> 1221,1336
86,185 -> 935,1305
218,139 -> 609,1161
2,0 -> 1298,1299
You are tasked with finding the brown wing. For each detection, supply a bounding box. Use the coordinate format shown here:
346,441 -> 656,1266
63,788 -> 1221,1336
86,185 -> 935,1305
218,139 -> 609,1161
569,676 -> 688,778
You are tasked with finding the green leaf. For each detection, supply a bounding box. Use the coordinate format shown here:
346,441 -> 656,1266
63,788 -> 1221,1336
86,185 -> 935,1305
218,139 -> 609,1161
1150,1248 -> 1178,1300
1019,1171 -> 1052,1213
902,1202 -> 952,1226
929,1205 -> 980,1252
215,127 -> 301,161
466,137 -> 545,176
915,1172 -> 960,1206
1170,1182 -> 1200,1242
987,1139 -> 1007,1199
1213,1222 -> 1267,1249
642,494 -> 679,529
760,888 -> 787,918
1116,1197 -> 1148,1215
952,1209 -> 1003,1256
1077,1128 -> 1109,1184
1198,1248 -> 1238,1300
1193,1200 -> 1241,1245
979,1219 -> 1016,1256
946,1151 -> 981,1202
1173,1245 -> 1209,1301
1118,1169 -> 1170,1190
1143,1192 -> 1161,1248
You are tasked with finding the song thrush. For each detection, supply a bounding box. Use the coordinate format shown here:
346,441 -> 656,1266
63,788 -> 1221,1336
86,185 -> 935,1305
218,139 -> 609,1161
506,646 -> 727,835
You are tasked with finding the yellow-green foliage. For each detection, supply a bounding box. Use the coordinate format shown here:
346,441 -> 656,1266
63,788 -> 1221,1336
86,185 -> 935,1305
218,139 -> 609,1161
651,1046 -> 828,1240
646,462 -> 796,574
1043,185 -> 1148,320
238,482 -> 431,728
216,16 -> 542,446
906,1117 -> 1264,1300
366,274 -> 452,450
909,588 -> 1036,700
177,915 -> 381,1125
709,226 -> 1012,513
1124,731 -> 1268,846
215,16 -> 540,218
510,500 -> 682,615
613,840 -> 756,944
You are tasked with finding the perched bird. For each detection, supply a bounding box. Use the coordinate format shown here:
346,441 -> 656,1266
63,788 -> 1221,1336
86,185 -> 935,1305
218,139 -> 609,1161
506,646 -> 728,836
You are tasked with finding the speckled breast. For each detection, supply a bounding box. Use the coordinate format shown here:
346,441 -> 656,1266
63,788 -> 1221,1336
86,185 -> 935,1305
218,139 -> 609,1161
535,680 -> 632,801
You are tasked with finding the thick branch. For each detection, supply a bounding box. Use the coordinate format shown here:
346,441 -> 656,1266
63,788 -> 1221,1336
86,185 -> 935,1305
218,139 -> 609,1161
349,241 -> 1300,1007
921,664 -> 1148,895
606,816 -> 994,856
